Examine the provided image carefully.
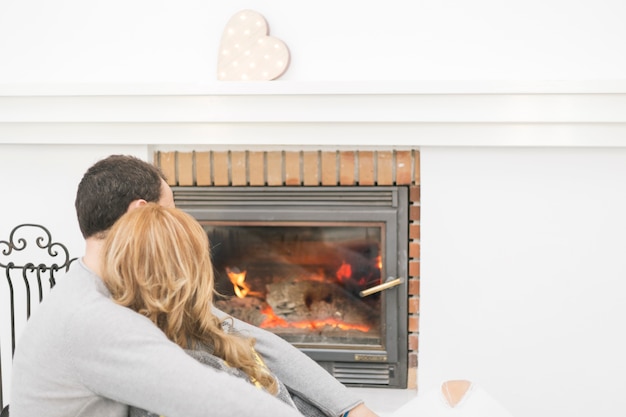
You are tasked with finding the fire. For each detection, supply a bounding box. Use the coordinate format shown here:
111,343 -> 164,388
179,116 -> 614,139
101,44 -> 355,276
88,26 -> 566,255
335,261 -> 352,283
225,261 -> 373,333
259,306 -> 289,327
225,267 -> 261,298
259,306 -> 370,333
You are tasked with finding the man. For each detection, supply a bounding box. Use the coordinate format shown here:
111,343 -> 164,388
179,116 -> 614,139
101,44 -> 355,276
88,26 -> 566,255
10,155 -> 379,417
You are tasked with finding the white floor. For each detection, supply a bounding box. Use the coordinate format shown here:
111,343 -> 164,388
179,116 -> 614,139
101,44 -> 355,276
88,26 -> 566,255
347,387 -> 418,417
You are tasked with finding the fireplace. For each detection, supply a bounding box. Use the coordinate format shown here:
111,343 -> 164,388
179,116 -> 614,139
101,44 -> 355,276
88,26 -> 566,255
174,186 -> 409,388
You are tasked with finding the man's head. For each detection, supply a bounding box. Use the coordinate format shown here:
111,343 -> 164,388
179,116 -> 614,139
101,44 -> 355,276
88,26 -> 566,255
75,155 -> 174,239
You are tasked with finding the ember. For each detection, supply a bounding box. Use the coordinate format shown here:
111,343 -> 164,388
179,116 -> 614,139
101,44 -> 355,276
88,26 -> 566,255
259,306 -> 370,332
335,261 -> 352,283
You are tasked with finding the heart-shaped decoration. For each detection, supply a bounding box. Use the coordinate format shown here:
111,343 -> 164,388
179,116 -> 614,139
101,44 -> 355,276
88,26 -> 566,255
217,10 -> 290,81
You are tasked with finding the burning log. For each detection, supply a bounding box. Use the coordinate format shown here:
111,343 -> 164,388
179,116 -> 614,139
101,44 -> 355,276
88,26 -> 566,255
264,280 -> 376,331
214,296 -> 268,327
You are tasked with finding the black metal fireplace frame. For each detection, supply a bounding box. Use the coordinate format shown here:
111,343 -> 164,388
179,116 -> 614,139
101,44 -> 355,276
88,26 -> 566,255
174,186 -> 409,388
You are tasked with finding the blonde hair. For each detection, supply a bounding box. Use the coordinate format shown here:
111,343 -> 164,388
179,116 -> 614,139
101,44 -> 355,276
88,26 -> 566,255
100,203 -> 277,394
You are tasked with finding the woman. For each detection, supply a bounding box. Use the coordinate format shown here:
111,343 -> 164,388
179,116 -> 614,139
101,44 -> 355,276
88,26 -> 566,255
100,203 -> 299,416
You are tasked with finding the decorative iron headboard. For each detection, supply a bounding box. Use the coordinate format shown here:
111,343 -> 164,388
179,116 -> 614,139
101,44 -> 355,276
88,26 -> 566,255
0,224 -> 77,411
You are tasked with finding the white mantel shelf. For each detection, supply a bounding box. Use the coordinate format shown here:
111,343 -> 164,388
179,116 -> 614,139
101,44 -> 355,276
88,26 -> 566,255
2,81 -> 626,147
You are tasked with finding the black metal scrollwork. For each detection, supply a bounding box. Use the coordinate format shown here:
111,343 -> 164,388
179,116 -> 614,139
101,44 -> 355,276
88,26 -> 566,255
0,223 -> 76,284
0,223 -> 77,349
0,224 -> 77,409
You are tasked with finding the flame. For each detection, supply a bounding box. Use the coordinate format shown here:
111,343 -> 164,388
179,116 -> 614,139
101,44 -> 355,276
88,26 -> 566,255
259,306 -> 370,332
376,255 -> 382,270
259,306 -> 290,327
335,261 -> 352,283
225,267 -> 261,298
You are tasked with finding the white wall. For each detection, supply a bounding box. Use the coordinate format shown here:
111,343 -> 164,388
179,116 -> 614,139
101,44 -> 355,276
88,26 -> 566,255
0,0 -> 625,84
420,147 -> 626,416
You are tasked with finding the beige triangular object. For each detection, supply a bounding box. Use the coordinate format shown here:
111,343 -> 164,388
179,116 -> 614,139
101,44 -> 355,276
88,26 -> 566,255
441,379 -> 472,407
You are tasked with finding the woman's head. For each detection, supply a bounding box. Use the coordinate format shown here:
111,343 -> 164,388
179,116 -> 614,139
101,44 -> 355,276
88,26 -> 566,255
101,203 -> 215,347
100,203 -> 278,393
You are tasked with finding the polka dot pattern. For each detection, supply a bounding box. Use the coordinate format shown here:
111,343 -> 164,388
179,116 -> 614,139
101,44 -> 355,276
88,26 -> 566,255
217,10 -> 290,81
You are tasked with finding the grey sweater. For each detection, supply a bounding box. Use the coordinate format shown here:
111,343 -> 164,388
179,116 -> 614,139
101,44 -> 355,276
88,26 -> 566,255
9,260 -> 362,417
129,348 -> 300,417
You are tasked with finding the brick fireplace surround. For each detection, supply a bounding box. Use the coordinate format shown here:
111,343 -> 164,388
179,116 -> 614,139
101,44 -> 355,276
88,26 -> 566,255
155,149 -> 421,389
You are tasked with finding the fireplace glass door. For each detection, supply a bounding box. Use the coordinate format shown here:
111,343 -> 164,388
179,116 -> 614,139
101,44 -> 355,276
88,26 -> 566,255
175,186 -> 408,388
207,221 -> 385,348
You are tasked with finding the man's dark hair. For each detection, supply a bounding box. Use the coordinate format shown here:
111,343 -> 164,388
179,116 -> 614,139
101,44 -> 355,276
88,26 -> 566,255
75,155 -> 167,239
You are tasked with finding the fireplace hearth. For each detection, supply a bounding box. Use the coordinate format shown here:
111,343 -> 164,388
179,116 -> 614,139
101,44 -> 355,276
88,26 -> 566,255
175,186 -> 409,388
